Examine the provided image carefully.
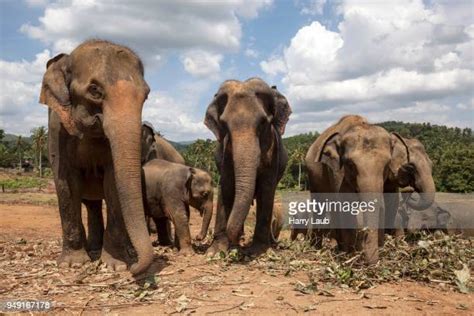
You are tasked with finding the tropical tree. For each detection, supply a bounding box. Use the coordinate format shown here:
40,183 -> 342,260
14,136 -> 29,171
31,126 -> 48,177
290,145 -> 307,190
182,139 -> 218,183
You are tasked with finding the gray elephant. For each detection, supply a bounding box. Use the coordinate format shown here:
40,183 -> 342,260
386,136 -> 436,234
204,79 -> 291,256
140,122 -> 185,245
305,115 -> 396,263
142,159 -> 214,254
40,40 -> 152,274
304,115 -> 436,264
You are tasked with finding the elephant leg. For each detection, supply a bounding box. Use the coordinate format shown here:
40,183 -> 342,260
83,199 -> 103,259
384,182 -> 399,237
249,175 -> 275,254
147,215 -> 157,234
339,229 -> 357,252
290,229 -> 299,241
101,167 -> 134,271
55,168 -> 89,267
167,201 -> 192,255
207,164 -> 234,256
155,217 -> 173,246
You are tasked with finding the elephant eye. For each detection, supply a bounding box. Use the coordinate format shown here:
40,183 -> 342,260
88,83 -> 104,100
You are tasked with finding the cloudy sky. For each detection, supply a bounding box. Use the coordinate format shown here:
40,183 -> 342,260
0,0 -> 473,141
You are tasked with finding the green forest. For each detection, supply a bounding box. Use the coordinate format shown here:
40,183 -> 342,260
1,121 -> 473,192
179,122 -> 474,193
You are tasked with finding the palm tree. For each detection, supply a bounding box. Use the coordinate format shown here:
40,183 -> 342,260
14,136 -> 28,171
31,127 -> 48,177
291,145 -> 306,190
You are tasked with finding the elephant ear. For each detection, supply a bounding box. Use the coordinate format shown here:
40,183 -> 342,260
270,86 -> 292,135
204,92 -> 226,142
141,123 -> 156,163
184,167 -> 196,198
39,53 -> 81,137
317,132 -> 341,172
389,132 -> 410,176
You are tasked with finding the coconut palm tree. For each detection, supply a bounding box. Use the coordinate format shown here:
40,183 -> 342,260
31,126 -> 48,177
291,145 -> 306,190
14,136 -> 29,171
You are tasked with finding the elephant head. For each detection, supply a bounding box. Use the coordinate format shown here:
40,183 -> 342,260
187,168 -> 214,241
204,78 -> 291,244
39,40 -> 152,274
141,122 -> 157,164
317,124 -> 393,194
390,134 -> 435,210
141,122 -> 185,165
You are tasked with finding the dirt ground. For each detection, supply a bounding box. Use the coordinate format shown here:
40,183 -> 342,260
0,192 -> 472,315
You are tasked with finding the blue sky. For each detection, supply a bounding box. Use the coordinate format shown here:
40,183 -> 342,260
0,0 -> 473,141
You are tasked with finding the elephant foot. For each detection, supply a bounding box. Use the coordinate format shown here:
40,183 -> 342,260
244,241 -> 270,257
178,247 -> 194,256
88,249 -> 102,261
100,250 -> 127,272
362,233 -> 379,265
206,236 -> 229,257
152,238 -> 173,247
195,232 -> 205,241
57,248 -> 90,268
158,238 -> 173,246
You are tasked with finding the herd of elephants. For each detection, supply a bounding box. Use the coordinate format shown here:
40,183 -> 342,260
39,39 -> 439,276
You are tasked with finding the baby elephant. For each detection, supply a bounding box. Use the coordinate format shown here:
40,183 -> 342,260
142,159 -> 214,254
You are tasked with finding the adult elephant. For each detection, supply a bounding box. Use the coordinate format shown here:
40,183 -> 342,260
40,40 -> 152,275
305,116 -> 436,264
305,115 -> 394,264
204,78 -> 291,256
386,135 -> 436,233
141,122 -> 186,245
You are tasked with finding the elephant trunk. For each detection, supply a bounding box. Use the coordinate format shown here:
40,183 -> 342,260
226,133 -> 259,245
357,174 -> 385,265
407,169 -> 436,211
198,191 -> 214,240
102,81 -> 153,275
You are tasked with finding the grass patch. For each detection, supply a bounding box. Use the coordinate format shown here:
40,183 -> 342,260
0,176 -> 49,190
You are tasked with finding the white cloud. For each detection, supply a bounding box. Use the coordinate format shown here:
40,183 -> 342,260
244,48 -> 259,58
142,91 -> 212,141
284,21 -> 342,83
260,0 -> 474,133
0,51 -> 51,134
181,50 -> 223,78
300,0 -> 327,15
260,55 -> 287,76
20,0 -> 272,64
